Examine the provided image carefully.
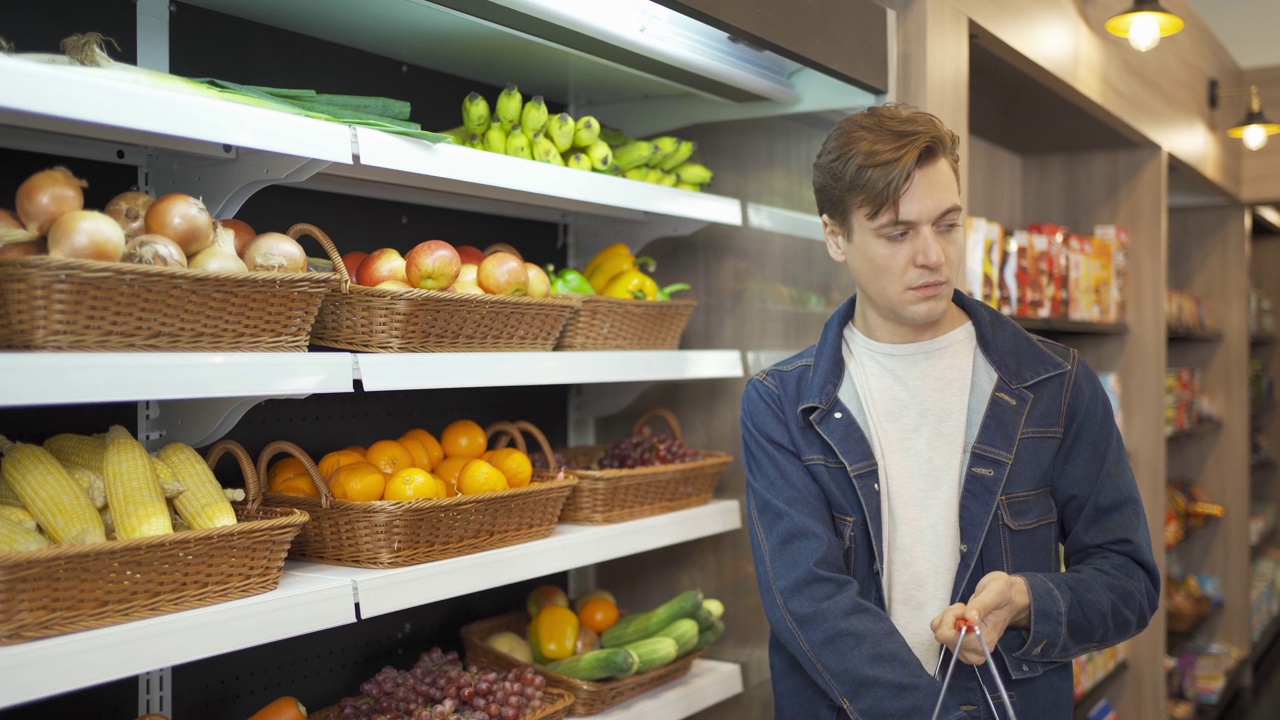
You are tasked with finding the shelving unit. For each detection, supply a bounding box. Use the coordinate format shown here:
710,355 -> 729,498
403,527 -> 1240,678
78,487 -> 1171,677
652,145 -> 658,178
1250,212 -> 1280,679
1012,318 -> 1128,335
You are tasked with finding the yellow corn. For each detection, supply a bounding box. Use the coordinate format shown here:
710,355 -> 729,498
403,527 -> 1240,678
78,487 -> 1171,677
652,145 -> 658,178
0,474 -> 23,507
0,435 -> 105,545
157,443 -> 237,530
151,456 -> 186,499
0,505 -> 37,532
99,506 -> 115,540
0,515 -> 50,552
102,425 -> 172,539
46,432 -> 183,498
64,465 -> 107,510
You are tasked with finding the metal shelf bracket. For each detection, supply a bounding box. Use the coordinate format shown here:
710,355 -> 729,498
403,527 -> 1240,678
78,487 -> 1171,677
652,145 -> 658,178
145,148 -> 334,218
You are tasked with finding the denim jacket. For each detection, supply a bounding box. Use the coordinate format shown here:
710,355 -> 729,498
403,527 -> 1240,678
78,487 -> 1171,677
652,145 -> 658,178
741,290 -> 1159,719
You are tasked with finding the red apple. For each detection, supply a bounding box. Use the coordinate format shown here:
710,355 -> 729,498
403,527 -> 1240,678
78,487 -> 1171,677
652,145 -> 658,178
355,247 -> 407,287
375,279 -> 414,290
484,242 -> 523,261
449,280 -> 485,295
341,250 -> 368,278
456,244 -> 486,265
457,263 -> 479,284
405,239 -> 461,290
477,252 -> 528,296
524,262 -> 551,299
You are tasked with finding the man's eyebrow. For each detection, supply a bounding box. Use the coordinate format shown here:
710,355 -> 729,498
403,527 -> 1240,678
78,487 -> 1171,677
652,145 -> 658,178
872,204 -> 964,231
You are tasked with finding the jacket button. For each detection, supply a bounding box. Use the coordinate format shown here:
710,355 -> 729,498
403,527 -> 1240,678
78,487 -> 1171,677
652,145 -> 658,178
873,563 -> 880,574
834,411 -> 843,419
874,483 -> 879,492
959,544 -> 969,553
1022,664 -> 1029,671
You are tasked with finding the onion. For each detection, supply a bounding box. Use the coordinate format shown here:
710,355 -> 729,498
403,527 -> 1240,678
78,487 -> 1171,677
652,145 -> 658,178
242,232 -> 307,273
16,167 -> 86,235
47,210 -> 126,261
104,191 -> 154,237
0,209 -> 39,249
145,193 -> 213,256
219,218 -> 257,257
123,234 -> 187,268
0,209 -> 23,229
188,245 -> 247,273
0,239 -> 44,259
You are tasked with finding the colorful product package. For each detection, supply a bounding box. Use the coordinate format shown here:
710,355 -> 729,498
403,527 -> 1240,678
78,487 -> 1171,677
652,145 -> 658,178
983,220 -> 1004,310
1012,229 -> 1031,317
1029,223 -> 1070,317
1067,233 -> 1091,321
965,215 -> 988,301
1094,224 -> 1131,322
1000,231 -> 1019,316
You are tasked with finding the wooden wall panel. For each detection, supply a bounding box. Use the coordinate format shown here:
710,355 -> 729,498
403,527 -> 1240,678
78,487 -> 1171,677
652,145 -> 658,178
967,135 -> 1024,228
1243,66 -> 1280,204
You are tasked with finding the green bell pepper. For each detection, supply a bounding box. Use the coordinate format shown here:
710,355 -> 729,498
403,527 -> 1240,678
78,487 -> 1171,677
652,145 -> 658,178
657,283 -> 691,301
546,264 -> 596,295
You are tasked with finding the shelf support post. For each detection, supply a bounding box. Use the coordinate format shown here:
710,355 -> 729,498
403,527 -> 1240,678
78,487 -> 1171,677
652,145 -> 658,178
137,666 -> 172,718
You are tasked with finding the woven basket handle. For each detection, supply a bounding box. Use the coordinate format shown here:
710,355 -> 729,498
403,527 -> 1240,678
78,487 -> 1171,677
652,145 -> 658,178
287,222 -> 348,291
256,440 -> 334,509
487,420 -> 556,465
485,421 -> 527,453
203,439 -> 263,510
631,407 -> 683,440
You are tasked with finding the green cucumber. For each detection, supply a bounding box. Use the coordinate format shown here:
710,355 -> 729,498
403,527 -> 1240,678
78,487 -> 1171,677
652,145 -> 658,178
693,598 -> 725,630
622,636 -> 679,673
544,647 -> 638,681
654,617 -> 700,656
601,589 -> 704,648
696,618 -> 725,650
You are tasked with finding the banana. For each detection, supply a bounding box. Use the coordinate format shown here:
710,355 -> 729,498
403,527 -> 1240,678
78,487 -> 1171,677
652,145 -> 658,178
645,136 -> 681,167
643,167 -> 664,184
545,112 -> 576,153
599,163 -> 624,177
624,167 -> 649,181
439,125 -> 469,144
505,125 -> 533,160
466,132 -> 485,150
564,151 -> 593,172
484,123 -> 508,154
658,139 -> 696,171
520,96 -> 549,136
461,92 -> 491,135
573,116 -> 601,148
598,125 -> 631,148
655,169 -> 679,187
584,139 -> 613,171
613,140 -> 659,171
532,132 -> 563,165
675,181 -> 703,192
672,161 -> 714,185
495,83 -> 523,131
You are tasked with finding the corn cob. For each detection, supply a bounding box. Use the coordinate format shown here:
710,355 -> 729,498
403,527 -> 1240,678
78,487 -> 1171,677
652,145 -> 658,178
0,474 -> 23,507
0,515 -> 50,552
0,505 -> 37,531
65,465 -> 107,509
45,433 -> 184,498
99,506 -> 115,540
157,442 -> 237,530
0,435 -> 105,545
151,456 -> 185,499
102,425 -> 172,539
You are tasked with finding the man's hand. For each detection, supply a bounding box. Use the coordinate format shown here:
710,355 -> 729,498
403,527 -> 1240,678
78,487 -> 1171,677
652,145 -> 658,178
930,572 -> 1030,665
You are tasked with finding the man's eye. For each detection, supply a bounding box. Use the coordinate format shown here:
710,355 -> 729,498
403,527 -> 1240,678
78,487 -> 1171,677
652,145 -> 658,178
885,231 -> 909,242
938,222 -> 961,234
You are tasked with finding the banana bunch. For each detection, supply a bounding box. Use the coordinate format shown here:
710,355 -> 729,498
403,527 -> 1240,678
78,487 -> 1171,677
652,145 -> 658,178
601,129 -> 714,192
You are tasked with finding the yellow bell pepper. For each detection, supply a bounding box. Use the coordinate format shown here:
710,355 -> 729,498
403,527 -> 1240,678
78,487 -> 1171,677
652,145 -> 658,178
583,242 -> 633,279
602,269 -> 660,299
587,253 -> 656,292
530,605 -> 580,661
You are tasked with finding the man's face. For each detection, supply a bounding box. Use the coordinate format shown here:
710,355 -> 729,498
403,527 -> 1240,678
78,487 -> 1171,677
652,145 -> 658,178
821,158 -> 964,343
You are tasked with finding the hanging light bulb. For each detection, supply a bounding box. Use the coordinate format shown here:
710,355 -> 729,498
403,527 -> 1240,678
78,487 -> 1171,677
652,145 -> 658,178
1242,124 -> 1269,151
1105,1 -> 1185,52
1126,13 -> 1161,52
1226,86 -> 1280,152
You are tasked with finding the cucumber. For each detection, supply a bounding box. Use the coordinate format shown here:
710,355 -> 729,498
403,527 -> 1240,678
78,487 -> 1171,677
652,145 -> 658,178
544,647 -> 638,681
622,636 -> 679,673
696,618 -> 725,650
693,598 -> 725,630
601,589 -> 704,648
654,617 -> 700,656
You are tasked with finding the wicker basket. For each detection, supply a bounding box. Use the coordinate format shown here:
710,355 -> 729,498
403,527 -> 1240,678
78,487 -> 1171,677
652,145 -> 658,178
306,231 -> 579,352
0,223 -> 341,351
1167,595 -> 1214,634
525,409 -> 731,524
252,423 -> 577,568
310,685 -> 575,720
0,440 -> 308,645
554,295 -> 696,350
461,611 -> 704,716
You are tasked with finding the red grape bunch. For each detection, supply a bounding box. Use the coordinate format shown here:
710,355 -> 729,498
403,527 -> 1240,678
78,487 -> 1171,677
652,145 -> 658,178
599,425 -> 699,469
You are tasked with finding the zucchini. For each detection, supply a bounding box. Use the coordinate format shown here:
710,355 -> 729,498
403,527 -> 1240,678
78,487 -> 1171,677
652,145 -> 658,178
693,598 -> 725,630
601,589 -> 704,648
622,636 -> 679,673
696,619 -> 725,650
544,647 -> 638,681
654,617 -> 700,656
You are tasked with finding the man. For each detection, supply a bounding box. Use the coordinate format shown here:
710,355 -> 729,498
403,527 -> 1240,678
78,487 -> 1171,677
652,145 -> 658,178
740,104 -> 1159,719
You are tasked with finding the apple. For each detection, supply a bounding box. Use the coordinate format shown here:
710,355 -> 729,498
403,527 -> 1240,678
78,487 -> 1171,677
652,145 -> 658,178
456,244 -> 486,265
355,247 -> 407,287
449,280 -> 485,295
484,242 -> 523,261
340,250 -> 368,278
572,588 -> 618,613
405,239 -> 462,290
527,584 -> 570,619
524,262 -> 551,299
375,279 -> 414,290
477,251 -> 528,296
457,262 -> 479,284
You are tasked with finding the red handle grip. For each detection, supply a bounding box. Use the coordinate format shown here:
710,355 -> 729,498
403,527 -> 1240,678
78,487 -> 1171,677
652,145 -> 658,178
954,619 -> 976,631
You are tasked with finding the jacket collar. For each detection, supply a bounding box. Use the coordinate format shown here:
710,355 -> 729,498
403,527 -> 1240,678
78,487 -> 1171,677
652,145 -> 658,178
798,290 -> 1070,422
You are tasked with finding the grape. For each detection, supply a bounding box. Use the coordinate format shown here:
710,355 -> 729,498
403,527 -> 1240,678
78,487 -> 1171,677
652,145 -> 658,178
530,675 -> 545,690
459,686 -> 475,702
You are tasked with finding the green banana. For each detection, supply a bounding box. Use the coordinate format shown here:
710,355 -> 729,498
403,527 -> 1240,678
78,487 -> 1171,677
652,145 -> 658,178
466,132 -> 484,150
658,139 -> 696,171
624,167 -> 649,181
545,112 -> 576,153
584,138 -> 613,171
645,136 -> 681,167
495,83 -> 523,130
643,167 -> 664,184
565,151 -> 593,172
672,161 -> 714,185
599,162 -> 624,177
484,123 -> 508,154
506,125 -> 533,160
675,181 -> 703,192
573,116 -> 601,148
439,125 -> 468,144
613,140 -> 659,171
598,125 -> 631,148
655,169 -> 678,187
532,132 -> 563,165
461,91 -> 491,135
521,95 -> 549,136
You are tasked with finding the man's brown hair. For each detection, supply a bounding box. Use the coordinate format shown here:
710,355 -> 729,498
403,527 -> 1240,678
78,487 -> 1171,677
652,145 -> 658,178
813,104 -> 960,233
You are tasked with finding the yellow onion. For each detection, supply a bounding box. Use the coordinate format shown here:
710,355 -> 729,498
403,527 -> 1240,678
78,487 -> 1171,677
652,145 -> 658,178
242,232 -> 307,273
145,193 -> 213,256
188,245 -> 247,272
47,210 -> 125,262
124,234 -> 187,268
104,191 -> 154,238
16,167 -> 86,235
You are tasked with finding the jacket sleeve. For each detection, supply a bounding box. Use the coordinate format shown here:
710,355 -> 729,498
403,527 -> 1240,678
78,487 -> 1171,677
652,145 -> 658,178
741,376 -> 966,720
1011,355 -> 1161,662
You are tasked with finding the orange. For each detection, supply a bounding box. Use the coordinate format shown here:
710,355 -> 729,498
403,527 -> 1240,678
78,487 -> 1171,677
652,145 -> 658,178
399,438 -> 435,471
577,597 -> 620,634
270,474 -> 320,499
383,467 -> 448,501
441,419 -> 488,459
318,448 -> 366,480
327,461 -> 387,502
365,439 -> 414,475
432,456 -> 469,495
268,457 -> 308,485
399,428 -> 444,469
457,459 -> 509,495
487,447 -> 533,488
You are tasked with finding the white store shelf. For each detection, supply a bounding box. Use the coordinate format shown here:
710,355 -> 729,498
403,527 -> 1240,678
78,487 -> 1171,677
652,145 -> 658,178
354,350 -> 745,391
745,202 -> 824,242
590,659 -> 743,719
0,572 -> 357,709
0,353 -> 355,408
285,499 -> 742,618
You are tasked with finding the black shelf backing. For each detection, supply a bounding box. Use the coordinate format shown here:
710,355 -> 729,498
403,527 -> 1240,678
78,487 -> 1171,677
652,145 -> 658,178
1168,328 -> 1224,342
1013,317 -> 1129,335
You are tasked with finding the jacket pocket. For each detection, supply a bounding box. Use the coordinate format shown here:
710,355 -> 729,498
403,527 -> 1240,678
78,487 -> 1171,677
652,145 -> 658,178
831,512 -> 857,576
997,488 -> 1059,573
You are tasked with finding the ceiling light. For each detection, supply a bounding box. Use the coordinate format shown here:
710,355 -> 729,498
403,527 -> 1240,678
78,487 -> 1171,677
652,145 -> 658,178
1104,0 -> 1185,52
1210,80 -> 1280,151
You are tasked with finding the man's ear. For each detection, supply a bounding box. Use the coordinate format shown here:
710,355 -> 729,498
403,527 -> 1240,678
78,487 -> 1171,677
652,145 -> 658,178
821,214 -> 847,262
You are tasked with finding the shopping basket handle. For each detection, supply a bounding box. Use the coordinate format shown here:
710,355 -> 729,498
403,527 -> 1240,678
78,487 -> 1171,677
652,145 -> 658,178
954,618 -> 976,631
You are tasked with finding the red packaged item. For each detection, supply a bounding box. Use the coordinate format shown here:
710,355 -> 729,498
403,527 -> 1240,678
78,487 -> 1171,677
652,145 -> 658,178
1029,223 -> 1070,318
